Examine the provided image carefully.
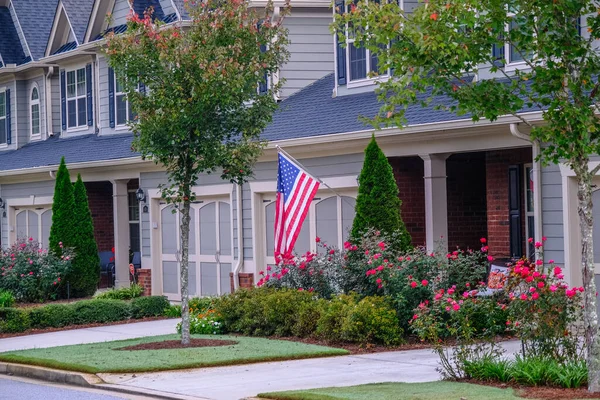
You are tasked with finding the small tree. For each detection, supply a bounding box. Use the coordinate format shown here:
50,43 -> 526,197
341,0 -> 600,391
351,136 -> 411,250
48,157 -> 76,256
70,174 -> 100,297
106,1 -> 289,345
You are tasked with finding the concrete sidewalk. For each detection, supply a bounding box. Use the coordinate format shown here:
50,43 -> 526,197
99,340 -> 522,400
0,319 -> 178,352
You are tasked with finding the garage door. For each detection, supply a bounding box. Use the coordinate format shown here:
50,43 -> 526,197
15,208 -> 53,248
160,199 -> 232,299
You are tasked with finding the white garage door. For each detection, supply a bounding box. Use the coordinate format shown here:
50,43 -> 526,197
15,208 -> 53,248
160,199 -> 232,299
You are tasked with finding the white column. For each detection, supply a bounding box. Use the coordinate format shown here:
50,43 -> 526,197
112,179 -> 130,288
420,154 -> 450,253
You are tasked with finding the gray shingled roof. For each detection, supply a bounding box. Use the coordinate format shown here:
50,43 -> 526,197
0,7 -> 26,66
11,0 -> 59,60
0,134 -> 138,172
61,0 -> 95,44
261,73 -> 470,142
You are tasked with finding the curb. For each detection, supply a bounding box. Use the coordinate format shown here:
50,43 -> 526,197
0,361 -> 102,387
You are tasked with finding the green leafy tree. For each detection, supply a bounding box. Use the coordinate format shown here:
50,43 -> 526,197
48,157 -> 76,256
106,0 -> 289,344
69,174 -> 100,297
340,0 -> 600,391
351,136 -> 411,250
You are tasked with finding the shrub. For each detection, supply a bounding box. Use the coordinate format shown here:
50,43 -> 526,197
70,174 -> 100,297
131,296 -> 170,318
0,239 -> 73,302
350,135 -> 411,251
70,299 -> 131,324
48,157 -> 76,257
339,296 -> 402,346
177,309 -> 222,335
0,307 -> 30,333
292,299 -> 324,338
165,304 -> 182,318
315,294 -> 356,342
0,289 -> 15,307
505,252 -> 584,361
95,284 -> 143,300
29,304 -> 75,328
189,297 -> 216,314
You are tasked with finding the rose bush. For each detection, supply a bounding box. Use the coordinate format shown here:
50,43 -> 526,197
0,239 -> 73,303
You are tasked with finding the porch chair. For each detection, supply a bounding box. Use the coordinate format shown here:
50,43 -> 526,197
99,251 -> 115,287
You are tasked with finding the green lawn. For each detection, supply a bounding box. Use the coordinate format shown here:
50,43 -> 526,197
0,334 -> 348,374
258,382 -> 528,400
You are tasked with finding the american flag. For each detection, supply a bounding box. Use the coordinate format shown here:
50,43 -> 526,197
274,151 -> 320,258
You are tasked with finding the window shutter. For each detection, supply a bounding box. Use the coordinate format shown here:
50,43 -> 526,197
5,88 -> 10,145
60,70 -> 66,131
108,67 -> 115,128
257,21 -> 268,94
508,165 -> 522,258
335,0 -> 347,86
139,82 -> 146,94
492,36 -> 505,67
86,64 -> 93,127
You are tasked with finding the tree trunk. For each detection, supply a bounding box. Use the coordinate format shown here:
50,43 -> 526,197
179,198 -> 192,346
576,171 -> 600,392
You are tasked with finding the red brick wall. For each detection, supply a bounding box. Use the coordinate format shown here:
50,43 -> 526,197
389,157 -> 426,247
138,269 -> 152,296
446,153 -> 488,251
485,148 -> 532,259
85,182 -> 114,252
230,272 -> 255,292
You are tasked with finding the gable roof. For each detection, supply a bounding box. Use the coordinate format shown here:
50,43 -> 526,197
0,134 -> 138,172
61,0 -> 95,44
0,6 -> 27,66
11,0 -> 59,60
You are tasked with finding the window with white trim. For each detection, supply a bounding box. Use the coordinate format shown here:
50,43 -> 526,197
262,191 -> 357,265
66,67 -> 87,128
114,74 -> 138,126
30,85 -> 40,137
0,90 -> 6,144
504,8 -> 531,66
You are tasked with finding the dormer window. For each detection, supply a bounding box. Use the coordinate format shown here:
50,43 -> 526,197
30,85 -> 40,138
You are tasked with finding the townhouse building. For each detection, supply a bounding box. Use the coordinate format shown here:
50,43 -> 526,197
0,0 -> 595,302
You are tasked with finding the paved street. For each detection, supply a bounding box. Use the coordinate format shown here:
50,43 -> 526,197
0,375 -> 152,400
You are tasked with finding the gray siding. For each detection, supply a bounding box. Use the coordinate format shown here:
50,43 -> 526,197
159,0 -> 176,16
15,80 -> 27,147
139,153 -> 364,261
541,163 -> 564,265
98,56 -> 123,135
403,0 -> 419,13
1,180 -> 54,248
110,0 -> 131,27
280,10 -> 334,99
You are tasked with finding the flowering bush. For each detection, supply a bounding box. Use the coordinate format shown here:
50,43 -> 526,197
505,249 -> 584,361
177,309 -> 222,335
410,287 -> 508,379
0,239 -> 73,303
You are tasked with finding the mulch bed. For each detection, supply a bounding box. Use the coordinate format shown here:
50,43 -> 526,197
463,379 -> 600,399
116,338 -> 238,351
0,316 -> 170,339
274,335 -> 432,354
15,296 -> 94,309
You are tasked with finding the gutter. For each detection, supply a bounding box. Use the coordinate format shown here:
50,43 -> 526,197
510,123 -> 544,257
232,184 -> 244,290
0,156 -> 145,177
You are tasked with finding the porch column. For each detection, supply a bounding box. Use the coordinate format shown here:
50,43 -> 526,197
420,154 -> 450,252
112,179 -> 130,288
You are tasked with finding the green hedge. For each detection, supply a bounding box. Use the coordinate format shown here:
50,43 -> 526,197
0,296 -> 172,333
212,288 -> 403,345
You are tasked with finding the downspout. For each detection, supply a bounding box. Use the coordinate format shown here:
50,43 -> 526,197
45,66 -> 54,137
93,54 -> 100,134
510,123 -> 543,252
232,183 -> 244,290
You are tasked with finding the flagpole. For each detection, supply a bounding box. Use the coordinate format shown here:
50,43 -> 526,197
276,145 -> 356,207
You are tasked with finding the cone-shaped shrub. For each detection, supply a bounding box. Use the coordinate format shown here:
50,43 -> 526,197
350,136 -> 411,251
70,174 -> 100,297
48,157 -> 76,256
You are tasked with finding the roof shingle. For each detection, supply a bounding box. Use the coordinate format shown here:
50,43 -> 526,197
0,7 -> 26,66
61,0 -> 95,44
11,0 -> 59,60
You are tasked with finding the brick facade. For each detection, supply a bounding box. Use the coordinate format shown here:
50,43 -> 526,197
447,153 -> 488,251
229,272 -> 255,292
389,157 -> 426,247
485,148 -> 532,259
85,181 -> 114,252
137,269 -> 152,296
